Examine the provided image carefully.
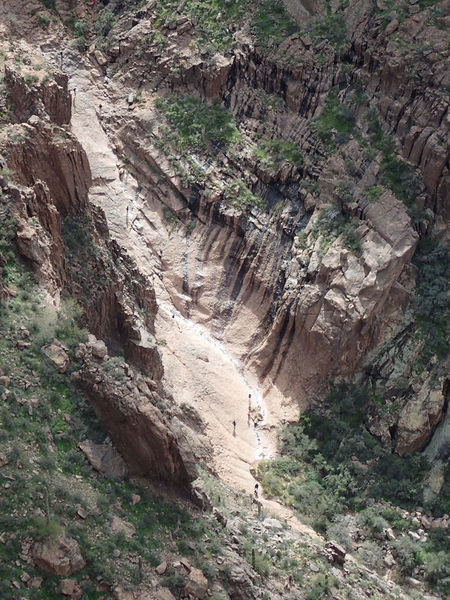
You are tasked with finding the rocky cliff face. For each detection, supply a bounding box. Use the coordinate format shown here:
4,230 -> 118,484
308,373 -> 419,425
2,0 -> 448,477
0,54 -> 195,486
72,347 -> 197,486
88,0 -> 448,452
0,2 -> 448,598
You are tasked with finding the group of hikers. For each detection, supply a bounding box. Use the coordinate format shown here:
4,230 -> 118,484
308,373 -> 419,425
231,394 -> 261,501
232,393 -> 263,437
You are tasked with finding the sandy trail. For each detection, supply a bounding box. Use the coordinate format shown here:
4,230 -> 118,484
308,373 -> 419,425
65,56 -> 317,537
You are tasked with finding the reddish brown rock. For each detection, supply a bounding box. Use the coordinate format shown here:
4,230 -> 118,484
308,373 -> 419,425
60,578 -> 83,599
33,535 -> 85,576
72,362 -> 197,486
78,440 -> 128,479
185,566 -> 208,600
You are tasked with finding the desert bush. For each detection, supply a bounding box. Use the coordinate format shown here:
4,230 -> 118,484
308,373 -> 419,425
413,240 -> 450,362
311,204 -> 361,256
326,515 -> 354,551
95,8 -> 116,36
161,572 -> 186,595
255,139 -> 303,170
356,540 -> 384,570
310,90 -> 356,151
306,573 -> 339,600
31,516 -> 63,541
357,507 -> 389,537
422,551 -> 450,587
155,95 -> 240,153
38,12 -> 51,27
391,536 -> 421,575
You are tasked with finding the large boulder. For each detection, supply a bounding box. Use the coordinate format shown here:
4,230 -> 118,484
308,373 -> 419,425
41,341 -> 69,373
395,378 -> 447,455
184,567 -> 208,600
60,578 -> 82,599
33,535 -> 85,576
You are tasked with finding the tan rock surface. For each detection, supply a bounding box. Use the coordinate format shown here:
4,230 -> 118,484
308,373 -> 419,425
41,341 -> 69,373
60,578 -> 82,599
185,566 -> 208,600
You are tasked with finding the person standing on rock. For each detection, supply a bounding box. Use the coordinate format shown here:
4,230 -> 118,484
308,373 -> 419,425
232,420 -> 236,436
254,483 -> 259,499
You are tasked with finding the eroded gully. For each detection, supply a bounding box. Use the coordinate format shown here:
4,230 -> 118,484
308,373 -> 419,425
62,54 -> 316,536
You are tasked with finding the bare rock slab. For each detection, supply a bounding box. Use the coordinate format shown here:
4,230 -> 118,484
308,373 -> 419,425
78,440 -> 128,479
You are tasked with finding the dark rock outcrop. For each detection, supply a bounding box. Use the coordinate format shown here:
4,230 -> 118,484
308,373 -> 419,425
72,358 -> 197,487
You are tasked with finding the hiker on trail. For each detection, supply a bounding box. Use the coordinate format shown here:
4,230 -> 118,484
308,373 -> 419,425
232,420 -> 236,436
254,483 -> 259,499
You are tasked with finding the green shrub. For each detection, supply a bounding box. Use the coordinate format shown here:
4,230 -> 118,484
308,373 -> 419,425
413,240 -> 450,362
310,90 -> 356,151
356,508 -> 388,536
253,551 -> 271,577
356,540 -> 384,570
71,19 -> 88,37
24,74 -> 39,88
326,515 -> 354,551
95,8 -> 116,36
364,185 -> 383,202
161,572 -> 186,594
251,0 -> 298,48
153,0 -> 297,54
38,12 -> 51,27
31,516 -> 63,541
255,139 -> 303,170
222,179 -> 262,210
155,95 -> 240,153
426,527 -> 450,554
306,573 -> 339,600
310,10 -> 348,49
422,551 -> 450,587
391,536 -> 422,575
311,204 -> 361,256
367,108 -> 420,204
